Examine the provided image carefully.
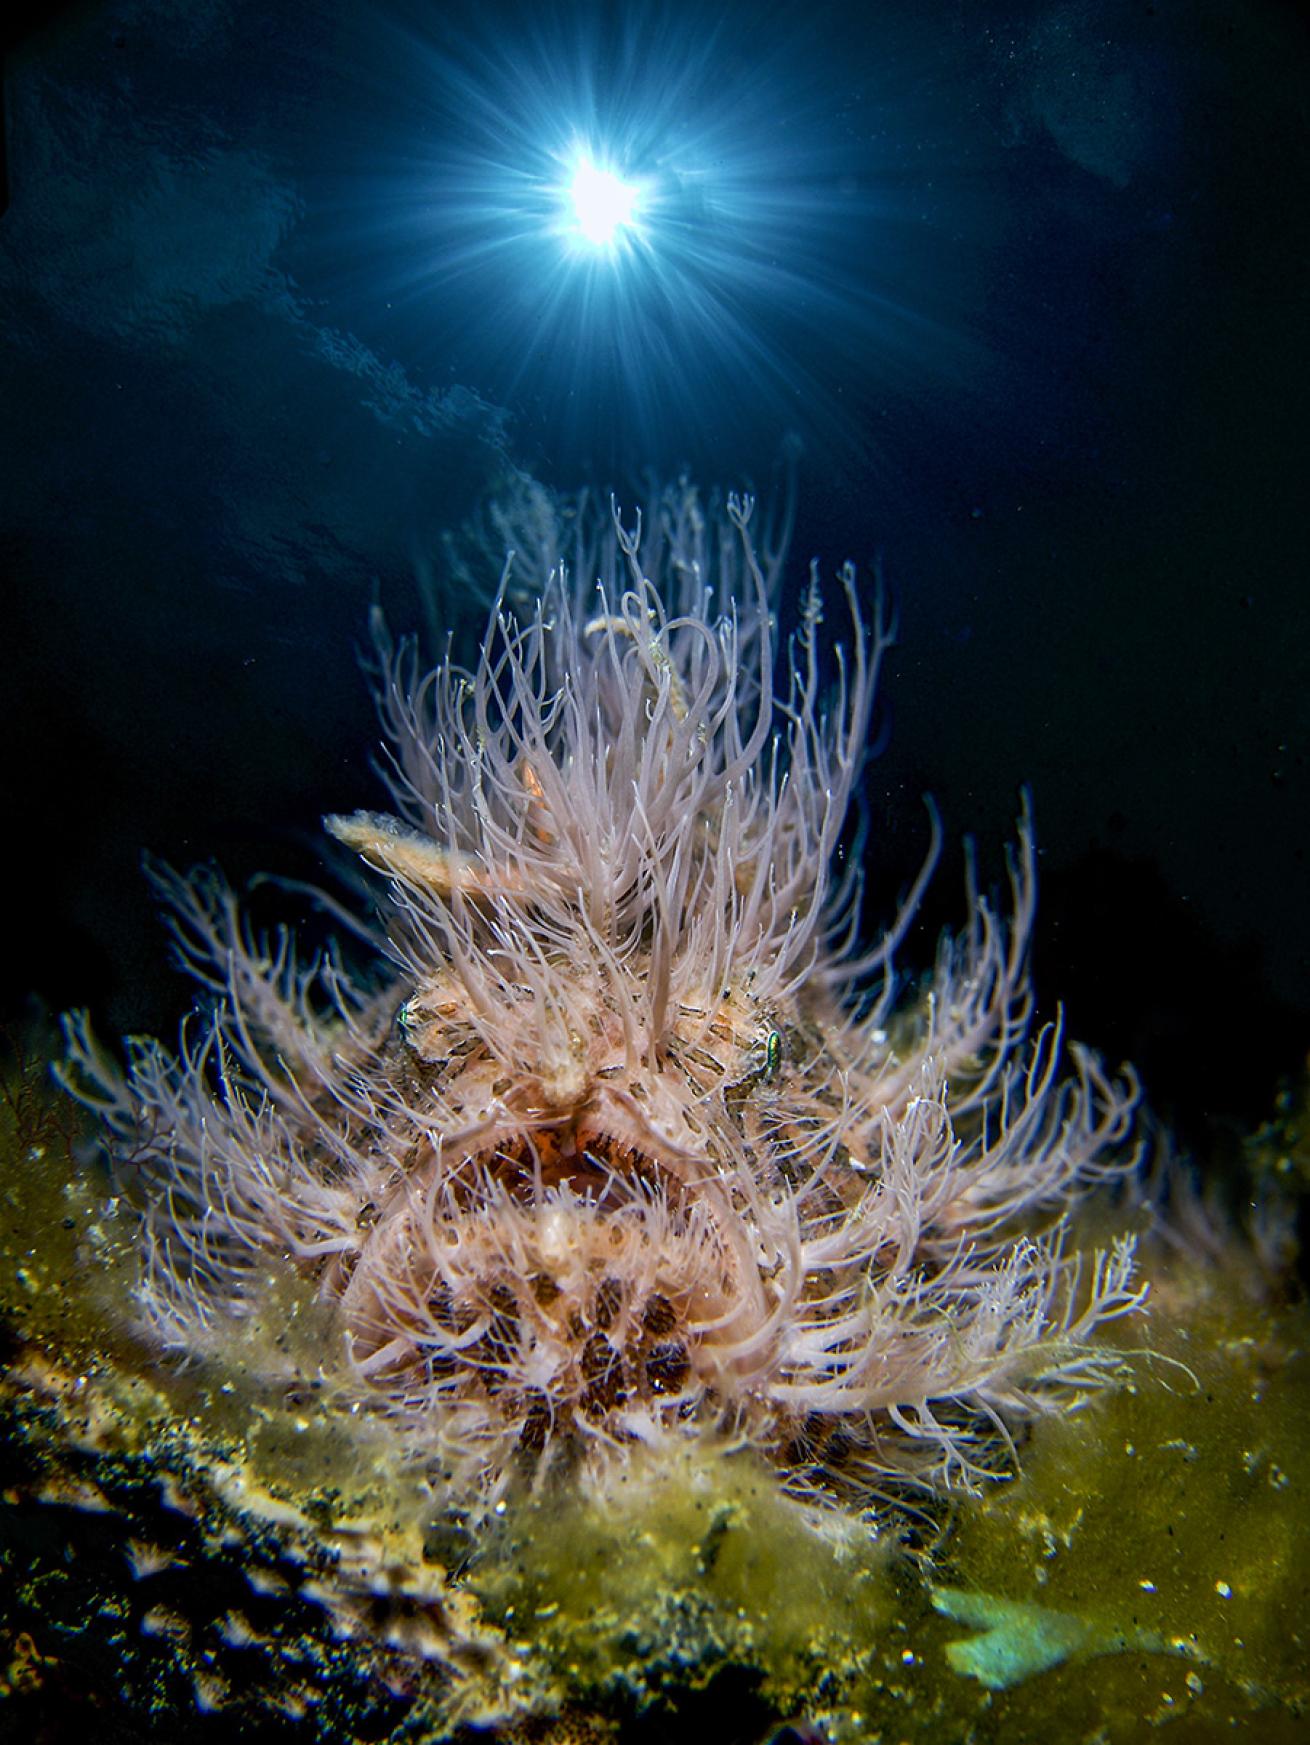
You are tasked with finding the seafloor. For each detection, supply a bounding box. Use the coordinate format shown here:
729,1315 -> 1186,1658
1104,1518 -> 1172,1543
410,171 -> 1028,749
0,1031 -> 1307,1744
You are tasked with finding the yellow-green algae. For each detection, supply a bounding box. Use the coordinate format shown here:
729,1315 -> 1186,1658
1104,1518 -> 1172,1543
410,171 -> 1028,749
902,1257 -> 1309,1741
1246,1052 -> 1310,1204
3,1033 -> 1309,1743
470,1441 -> 891,1718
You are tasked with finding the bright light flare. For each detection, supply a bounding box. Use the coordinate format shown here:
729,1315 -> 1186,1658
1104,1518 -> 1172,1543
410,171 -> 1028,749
354,6 -> 970,462
567,156 -> 641,249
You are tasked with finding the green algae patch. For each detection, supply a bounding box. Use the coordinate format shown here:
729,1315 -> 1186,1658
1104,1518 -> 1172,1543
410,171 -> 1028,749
929,1583 -> 1199,1689
1247,1056 -> 1310,1208
470,1440 -> 893,1719
7,1029 -> 1309,1743
920,1262 -> 1310,1739
0,1028 -> 133,1365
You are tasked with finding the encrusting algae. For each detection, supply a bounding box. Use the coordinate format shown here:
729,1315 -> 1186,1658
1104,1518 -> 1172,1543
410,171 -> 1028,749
1,481 -> 1306,1742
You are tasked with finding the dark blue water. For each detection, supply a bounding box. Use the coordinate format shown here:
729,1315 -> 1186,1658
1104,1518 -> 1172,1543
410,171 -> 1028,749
2,0 -> 1306,1149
